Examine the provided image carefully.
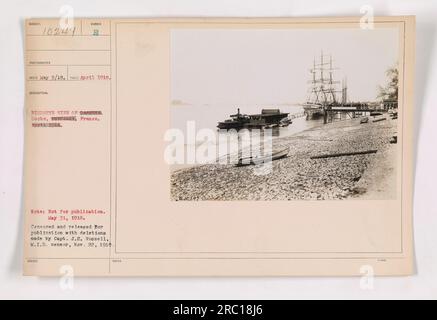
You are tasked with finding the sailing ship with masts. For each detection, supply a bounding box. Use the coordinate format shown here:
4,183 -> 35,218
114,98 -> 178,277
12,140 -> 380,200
303,51 -> 368,122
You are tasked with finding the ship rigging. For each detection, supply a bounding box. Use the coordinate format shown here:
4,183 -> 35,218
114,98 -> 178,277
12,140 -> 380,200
303,51 -> 371,123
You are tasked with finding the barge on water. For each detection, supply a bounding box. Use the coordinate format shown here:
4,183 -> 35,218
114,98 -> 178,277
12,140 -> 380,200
217,108 -> 290,130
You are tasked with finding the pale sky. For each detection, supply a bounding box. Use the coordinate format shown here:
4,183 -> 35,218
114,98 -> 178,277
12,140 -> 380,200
171,27 -> 399,105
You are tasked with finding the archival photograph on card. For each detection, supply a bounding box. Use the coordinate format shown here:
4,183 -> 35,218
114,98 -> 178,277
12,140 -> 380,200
169,27 -> 401,201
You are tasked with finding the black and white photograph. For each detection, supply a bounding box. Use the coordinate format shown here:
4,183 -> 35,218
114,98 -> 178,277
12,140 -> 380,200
3,0 -> 436,301
169,27 -> 400,201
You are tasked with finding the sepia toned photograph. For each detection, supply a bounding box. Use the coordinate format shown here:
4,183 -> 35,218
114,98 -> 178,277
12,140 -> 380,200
169,27 -> 401,201
18,14 -> 417,280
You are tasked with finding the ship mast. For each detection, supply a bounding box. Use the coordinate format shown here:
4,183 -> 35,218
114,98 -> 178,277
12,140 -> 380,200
341,77 -> 348,105
307,50 -> 339,106
328,55 -> 336,103
320,51 -> 326,104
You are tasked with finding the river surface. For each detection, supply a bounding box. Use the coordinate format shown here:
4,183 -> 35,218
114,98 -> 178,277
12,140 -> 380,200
169,103 -> 328,171
170,103 -> 325,140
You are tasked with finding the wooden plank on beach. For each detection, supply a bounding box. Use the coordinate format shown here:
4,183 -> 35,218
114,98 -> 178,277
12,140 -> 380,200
310,149 -> 378,159
373,117 -> 387,122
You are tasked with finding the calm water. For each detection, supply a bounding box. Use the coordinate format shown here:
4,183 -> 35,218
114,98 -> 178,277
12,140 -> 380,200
169,104 -> 326,171
170,103 -> 325,143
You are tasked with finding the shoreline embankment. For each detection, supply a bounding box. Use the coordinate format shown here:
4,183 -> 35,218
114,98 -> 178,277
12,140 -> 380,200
171,116 -> 398,201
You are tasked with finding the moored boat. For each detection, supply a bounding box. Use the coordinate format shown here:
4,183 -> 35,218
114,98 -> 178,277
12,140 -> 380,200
360,117 -> 369,124
217,108 -> 251,129
236,147 -> 290,166
217,108 -> 289,130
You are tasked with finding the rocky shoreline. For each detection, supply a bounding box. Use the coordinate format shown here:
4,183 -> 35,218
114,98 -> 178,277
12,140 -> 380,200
170,116 -> 398,201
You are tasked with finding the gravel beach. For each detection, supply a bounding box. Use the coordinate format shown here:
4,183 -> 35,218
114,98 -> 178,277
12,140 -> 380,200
170,116 -> 398,201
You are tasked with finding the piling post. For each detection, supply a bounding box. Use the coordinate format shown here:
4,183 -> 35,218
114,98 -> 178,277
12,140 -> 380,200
323,107 -> 328,124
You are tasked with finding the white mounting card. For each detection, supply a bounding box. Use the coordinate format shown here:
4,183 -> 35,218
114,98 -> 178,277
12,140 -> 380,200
23,17 -> 415,276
